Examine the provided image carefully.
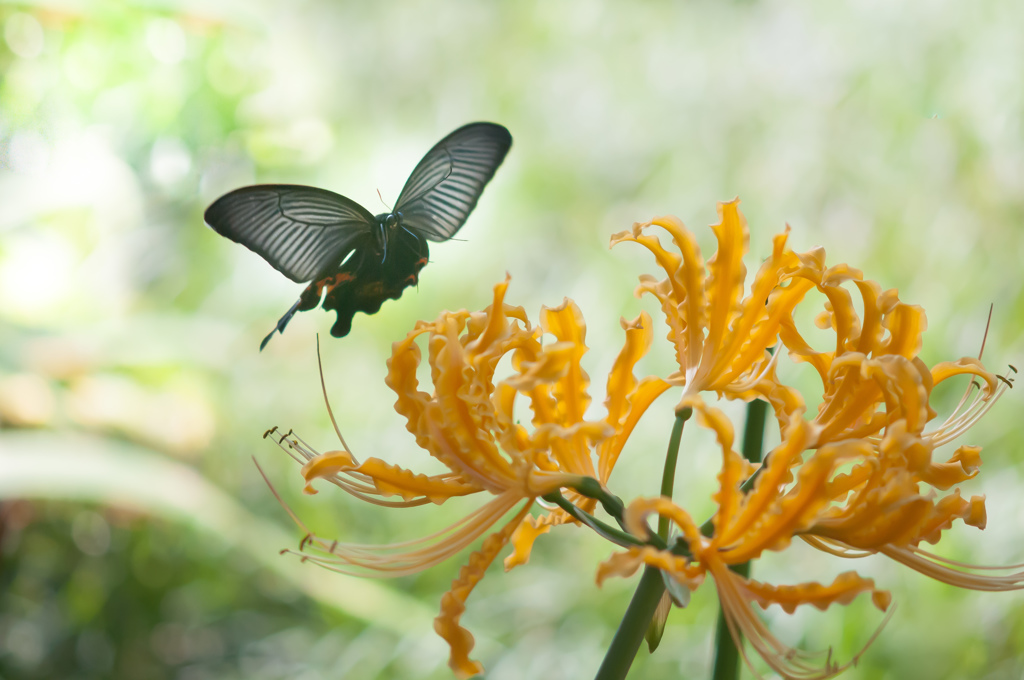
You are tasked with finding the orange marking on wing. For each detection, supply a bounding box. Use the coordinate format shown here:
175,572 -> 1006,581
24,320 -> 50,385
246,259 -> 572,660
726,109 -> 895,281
322,271 -> 356,295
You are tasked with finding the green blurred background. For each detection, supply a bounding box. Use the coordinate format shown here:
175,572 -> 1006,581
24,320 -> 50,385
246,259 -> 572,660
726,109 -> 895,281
0,1 -> 1021,678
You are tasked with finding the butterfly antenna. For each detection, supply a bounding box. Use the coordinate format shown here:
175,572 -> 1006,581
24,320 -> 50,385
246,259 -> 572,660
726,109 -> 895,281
377,188 -> 392,212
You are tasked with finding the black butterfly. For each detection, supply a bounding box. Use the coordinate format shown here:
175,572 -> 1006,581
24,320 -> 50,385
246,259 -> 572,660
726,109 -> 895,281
204,122 -> 512,350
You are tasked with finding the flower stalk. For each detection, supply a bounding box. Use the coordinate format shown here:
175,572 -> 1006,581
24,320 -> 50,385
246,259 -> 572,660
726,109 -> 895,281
594,407 -> 690,680
711,396 -> 768,680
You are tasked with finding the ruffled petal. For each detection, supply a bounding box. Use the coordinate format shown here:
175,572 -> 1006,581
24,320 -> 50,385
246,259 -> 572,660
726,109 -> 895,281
746,571 -> 889,615
436,503 -> 532,679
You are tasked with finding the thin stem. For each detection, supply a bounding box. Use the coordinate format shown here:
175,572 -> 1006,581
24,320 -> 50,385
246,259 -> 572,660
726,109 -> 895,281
594,566 -> 665,680
710,397 -> 768,680
543,490 -> 645,549
658,407 -> 692,539
594,408 -> 691,680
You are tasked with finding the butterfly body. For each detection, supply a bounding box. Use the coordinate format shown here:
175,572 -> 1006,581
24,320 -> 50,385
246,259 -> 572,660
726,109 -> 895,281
297,221 -> 429,341
204,123 -> 511,349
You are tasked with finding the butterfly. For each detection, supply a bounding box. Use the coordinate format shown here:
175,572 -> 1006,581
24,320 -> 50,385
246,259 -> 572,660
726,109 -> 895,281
204,122 -> 512,350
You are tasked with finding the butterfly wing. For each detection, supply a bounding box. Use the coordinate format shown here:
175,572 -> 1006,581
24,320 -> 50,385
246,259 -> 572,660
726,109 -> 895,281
394,122 -> 512,242
204,185 -> 376,283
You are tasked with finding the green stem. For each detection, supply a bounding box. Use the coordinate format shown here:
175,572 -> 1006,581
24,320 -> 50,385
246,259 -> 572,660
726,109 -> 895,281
593,408 -> 690,680
658,407 -> 692,539
572,476 -> 627,525
739,397 -> 768,466
543,490 -> 644,549
710,397 -> 768,680
594,566 -> 665,680
710,561 -> 750,680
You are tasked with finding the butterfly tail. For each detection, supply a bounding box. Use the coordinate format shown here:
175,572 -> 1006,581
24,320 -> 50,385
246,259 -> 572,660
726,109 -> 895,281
259,299 -> 303,351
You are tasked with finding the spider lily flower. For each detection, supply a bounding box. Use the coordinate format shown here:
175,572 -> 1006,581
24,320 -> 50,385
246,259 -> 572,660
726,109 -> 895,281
597,400 -> 892,680
795,397 -> 1024,628
268,276 -> 666,679
773,250 -> 1023,593
776,248 -> 1008,448
610,199 -> 819,410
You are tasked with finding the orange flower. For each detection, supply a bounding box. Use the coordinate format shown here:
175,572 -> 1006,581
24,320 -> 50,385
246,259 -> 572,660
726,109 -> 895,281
268,276 -> 666,678
776,247 -> 1007,449
600,211 -> 1018,678
597,399 -> 891,680
773,248 -> 1020,592
611,200 -> 816,410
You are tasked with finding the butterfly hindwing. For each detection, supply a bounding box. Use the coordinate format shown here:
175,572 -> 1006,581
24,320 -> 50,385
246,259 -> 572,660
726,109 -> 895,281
394,122 -> 512,242
204,185 -> 376,283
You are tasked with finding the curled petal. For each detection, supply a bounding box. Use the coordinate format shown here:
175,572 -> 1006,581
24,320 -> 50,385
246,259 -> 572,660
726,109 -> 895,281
300,449 -> 359,494
354,458 -> 480,503
505,341 -> 576,391
720,441 -> 866,563
881,301 -> 926,358
595,545 -> 704,589
717,418 -> 818,547
595,547 -> 646,586
919,445 -> 982,490
504,510 -> 571,571
605,312 -> 654,430
700,200 -> 748,375
598,376 -> 671,483
539,299 -> 592,424
622,496 -> 706,557
931,358 -> 999,395
435,503 -> 532,679
746,570 -> 889,615
917,490 -> 987,544
686,401 -> 751,537
612,215 -> 706,384
708,556 -> 884,680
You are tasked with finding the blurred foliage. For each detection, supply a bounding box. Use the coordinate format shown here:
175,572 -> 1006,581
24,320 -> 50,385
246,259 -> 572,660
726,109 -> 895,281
0,1 -> 1022,678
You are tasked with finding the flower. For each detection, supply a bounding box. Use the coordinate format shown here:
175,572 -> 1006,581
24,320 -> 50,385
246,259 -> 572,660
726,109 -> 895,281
610,199 -> 817,411
772,246 -> 1020,591
775,246 -> 1008,449
600,212 -> 1018,679
267,276 -> 666,678
597,399 -> 892,680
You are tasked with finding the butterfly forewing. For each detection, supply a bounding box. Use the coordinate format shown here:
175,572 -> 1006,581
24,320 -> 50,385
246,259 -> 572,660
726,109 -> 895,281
204,185 -> 375,283
394,123 -> 512,242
